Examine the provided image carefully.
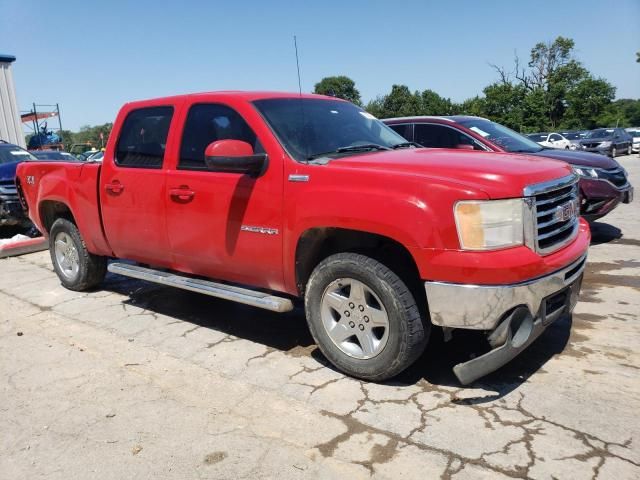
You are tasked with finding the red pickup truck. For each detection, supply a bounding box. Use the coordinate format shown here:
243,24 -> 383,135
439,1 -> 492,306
16,92 -> 590,384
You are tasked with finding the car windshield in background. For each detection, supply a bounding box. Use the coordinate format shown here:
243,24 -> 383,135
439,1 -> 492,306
457,118 -> 543,153
527,133 -> 547,142
563,132 -> 583,140
0,146 -> 37,164
586,129 -> 614,138
628,131 -> 640,138
31,151 -> 69,160
253,98 -> 407,161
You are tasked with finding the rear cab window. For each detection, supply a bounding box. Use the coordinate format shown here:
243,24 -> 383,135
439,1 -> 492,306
115,106 -> 173,168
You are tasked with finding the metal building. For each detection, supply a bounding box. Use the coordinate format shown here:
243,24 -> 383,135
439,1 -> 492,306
0,54 -> 26,148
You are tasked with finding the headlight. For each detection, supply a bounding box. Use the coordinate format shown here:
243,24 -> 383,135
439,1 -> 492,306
454,199 -> 524,250
600,141 -> 612,147
573,166 -> 598,178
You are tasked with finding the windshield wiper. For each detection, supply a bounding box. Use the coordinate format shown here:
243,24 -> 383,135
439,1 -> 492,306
336,144 -> 391,153
391,142 -> 422,149
307,144 -> 390,160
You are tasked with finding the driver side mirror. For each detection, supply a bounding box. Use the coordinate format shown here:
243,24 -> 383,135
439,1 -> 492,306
455,144 -> 475,150
204,140 -> 267,176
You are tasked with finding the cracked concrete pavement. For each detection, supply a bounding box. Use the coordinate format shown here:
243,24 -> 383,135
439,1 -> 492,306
1,155 -> 639,479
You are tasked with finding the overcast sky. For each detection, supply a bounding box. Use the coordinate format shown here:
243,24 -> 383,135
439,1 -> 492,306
2,0 -> 639,131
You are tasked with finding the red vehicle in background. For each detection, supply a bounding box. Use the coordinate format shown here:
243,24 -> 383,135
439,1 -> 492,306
383,116 -> 633,222
17,92 -> 589,384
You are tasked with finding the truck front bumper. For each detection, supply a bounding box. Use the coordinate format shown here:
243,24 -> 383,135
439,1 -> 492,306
425,253 -> 587,384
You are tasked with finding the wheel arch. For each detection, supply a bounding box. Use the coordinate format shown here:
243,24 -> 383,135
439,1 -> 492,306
39,200 -> 77,233
294,227 -> 426,310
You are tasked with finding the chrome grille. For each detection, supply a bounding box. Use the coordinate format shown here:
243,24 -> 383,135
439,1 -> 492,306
525,175 -> 580,255
0,180 -> 18,203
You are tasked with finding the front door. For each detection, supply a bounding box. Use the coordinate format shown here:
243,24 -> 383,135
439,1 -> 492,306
100,105 -> 175,264
164,102 -> 284,290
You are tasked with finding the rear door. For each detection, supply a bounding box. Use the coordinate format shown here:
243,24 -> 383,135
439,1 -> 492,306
100,105 -> 176,264
164,100 -> 284,289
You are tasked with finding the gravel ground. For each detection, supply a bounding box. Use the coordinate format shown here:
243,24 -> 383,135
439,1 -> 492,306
1,154 -> 638,479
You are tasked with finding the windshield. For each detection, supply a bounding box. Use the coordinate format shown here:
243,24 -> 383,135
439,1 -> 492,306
457,118 -> 543,153
627,131 -> 640,138
253,98 -> 407,161
562,132 -> 583,140
0,145 -> 37,165
32,151 -> 66,160
586,129 -> 613,138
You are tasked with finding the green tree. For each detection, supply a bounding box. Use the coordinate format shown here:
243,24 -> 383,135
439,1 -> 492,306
455,96 -> 486,117
562,78 -> 615,129
364,85 -> 422,118
481,83 -> 527,130
364,96 -> 386,118
489,36 -> 617,130
314,76 -> 362,105
597,99 -> 640,127
420,89 -> 454,115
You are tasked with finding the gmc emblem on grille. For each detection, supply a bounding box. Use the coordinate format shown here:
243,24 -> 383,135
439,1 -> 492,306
26,176 -> 35,185
554,200 -> 578,222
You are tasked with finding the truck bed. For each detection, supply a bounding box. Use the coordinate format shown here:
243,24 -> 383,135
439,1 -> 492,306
17,160 -> 112,256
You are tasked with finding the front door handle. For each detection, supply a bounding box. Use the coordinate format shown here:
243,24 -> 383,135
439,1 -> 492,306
169,187 -> 195,202
105,181 -> 124,195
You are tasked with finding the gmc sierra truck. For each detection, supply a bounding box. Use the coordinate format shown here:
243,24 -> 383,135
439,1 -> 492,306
16,92 -> 590,384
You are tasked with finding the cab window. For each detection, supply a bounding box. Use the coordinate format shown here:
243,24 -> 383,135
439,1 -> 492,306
115,106 -> 173,168
179,104 -> 263,170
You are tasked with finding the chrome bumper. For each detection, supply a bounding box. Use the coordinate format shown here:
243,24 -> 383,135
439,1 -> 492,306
424,254 -> 587,330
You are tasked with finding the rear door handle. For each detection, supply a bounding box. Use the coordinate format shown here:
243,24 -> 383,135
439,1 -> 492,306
169,187 -> 195,202
105,181 -> 124,195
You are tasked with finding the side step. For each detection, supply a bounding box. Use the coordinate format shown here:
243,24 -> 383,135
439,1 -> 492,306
107,263 -> 294,313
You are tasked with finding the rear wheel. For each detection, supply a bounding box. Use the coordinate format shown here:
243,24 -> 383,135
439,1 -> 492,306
49,218 -> 107,291
304,253 -> 428,381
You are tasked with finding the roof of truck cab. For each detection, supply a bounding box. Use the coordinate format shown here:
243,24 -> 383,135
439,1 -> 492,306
123,91 -> 342,107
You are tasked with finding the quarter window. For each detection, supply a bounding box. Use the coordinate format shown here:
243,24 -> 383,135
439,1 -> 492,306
179,104 -> 263,170
388,124 -> 413,141
115,106 -> 173,168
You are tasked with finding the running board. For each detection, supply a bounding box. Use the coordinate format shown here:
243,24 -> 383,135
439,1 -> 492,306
107,263 -> 294,313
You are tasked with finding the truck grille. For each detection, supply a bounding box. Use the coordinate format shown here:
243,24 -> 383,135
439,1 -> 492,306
597,167 -> 628,189
526,175 -> 580,255
581,142 -> 601,149
0,179 -> 18,203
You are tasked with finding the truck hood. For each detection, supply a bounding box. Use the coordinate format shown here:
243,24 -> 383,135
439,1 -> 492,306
0,160 -> 20,183
328,148 -> 573,199
527,148 -> 618,168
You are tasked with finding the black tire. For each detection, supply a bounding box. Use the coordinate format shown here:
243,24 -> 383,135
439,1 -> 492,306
304,253 -> 428,381
611,147 -> 617,158
627,145 -> 632,156
49,218 -> 107,291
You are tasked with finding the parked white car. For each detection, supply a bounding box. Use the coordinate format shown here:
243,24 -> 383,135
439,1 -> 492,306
526,132 -> 572,149
626,128 -> 640,153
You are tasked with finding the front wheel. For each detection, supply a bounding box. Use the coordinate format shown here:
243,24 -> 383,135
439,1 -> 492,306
627,145 -> 632,155
49,218 -> 107,291
304,253 -> 428,381
611,147 -> 617,157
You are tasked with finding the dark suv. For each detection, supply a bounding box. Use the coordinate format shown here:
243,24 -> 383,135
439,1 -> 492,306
0,141 -> 35,228
383,116 -> 633,222
579,128 -> 633,157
